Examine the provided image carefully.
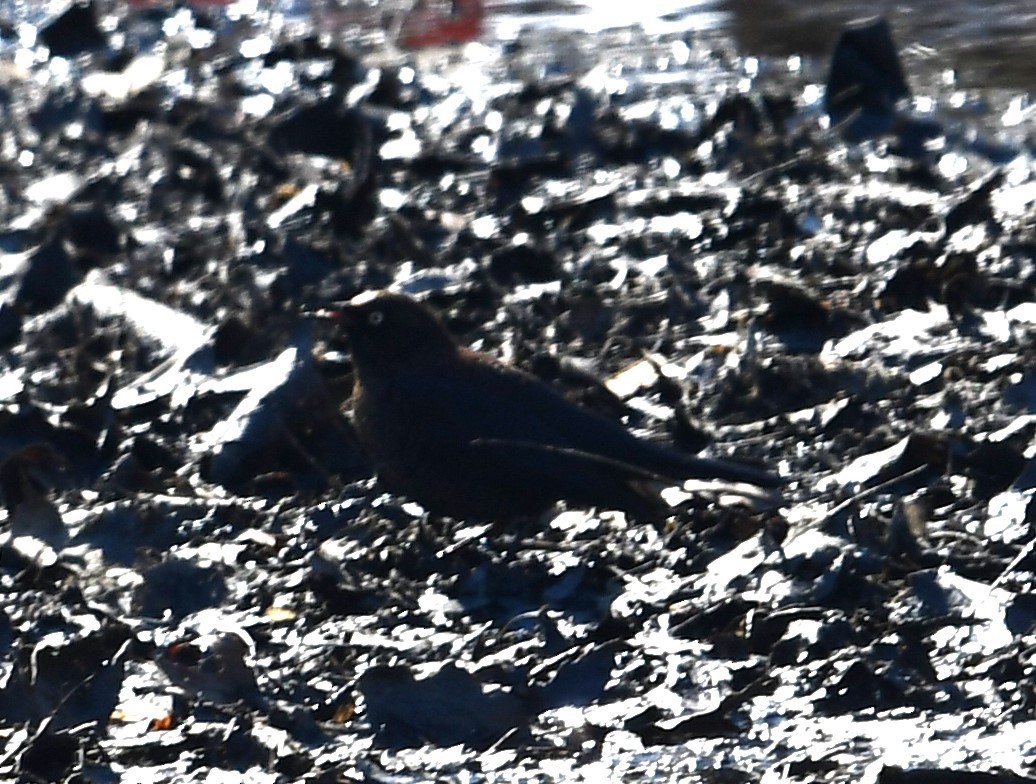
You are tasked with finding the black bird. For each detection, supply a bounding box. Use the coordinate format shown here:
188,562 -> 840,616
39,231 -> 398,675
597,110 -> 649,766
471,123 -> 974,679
316,291 -> 779,521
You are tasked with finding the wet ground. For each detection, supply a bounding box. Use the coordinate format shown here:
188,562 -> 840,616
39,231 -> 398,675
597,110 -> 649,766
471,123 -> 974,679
492,0 -> 1036,88
0,1 -> 1035,783
722,0 -> 1036,89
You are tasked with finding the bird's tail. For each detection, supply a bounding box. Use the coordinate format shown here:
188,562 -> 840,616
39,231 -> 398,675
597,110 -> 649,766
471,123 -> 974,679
677,454 -> 783,489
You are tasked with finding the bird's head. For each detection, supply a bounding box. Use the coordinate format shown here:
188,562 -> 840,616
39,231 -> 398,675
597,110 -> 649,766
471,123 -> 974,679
311,291 -> 459,375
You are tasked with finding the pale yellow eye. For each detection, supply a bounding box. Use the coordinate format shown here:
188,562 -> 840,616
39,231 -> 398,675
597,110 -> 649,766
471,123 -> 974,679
368,310 -> 384,326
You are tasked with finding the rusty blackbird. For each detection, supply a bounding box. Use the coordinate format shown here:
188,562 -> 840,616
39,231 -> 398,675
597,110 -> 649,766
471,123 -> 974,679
317,291 -> 779,521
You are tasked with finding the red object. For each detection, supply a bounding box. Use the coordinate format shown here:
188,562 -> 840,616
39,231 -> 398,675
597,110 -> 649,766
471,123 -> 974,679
398,0 -> 485,48
121,0 -> 485,46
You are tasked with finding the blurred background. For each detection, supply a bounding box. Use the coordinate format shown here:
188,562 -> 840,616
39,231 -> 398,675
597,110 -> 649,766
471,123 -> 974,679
340,0 -> 1034,88
493,0 -> 1036,88
3,0 -> 1035,87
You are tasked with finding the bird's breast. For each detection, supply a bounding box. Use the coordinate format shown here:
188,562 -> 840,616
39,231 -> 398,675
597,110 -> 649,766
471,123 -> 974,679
351,375 -> 445,491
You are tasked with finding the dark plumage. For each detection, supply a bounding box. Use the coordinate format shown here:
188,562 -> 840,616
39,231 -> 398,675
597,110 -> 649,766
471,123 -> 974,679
318,291 -> 779,521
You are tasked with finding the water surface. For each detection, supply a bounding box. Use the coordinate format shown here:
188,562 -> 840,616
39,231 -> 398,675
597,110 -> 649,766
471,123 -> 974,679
488,0 -> 1036,88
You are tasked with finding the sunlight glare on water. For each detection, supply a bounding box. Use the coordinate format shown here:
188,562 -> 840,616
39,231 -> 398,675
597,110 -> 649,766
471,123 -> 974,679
489,0 -> 728,37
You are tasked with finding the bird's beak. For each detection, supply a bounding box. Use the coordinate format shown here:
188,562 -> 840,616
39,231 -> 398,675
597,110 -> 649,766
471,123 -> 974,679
301,307 -> 340,320
302,303 -> 359,329
305,291 -> 384,330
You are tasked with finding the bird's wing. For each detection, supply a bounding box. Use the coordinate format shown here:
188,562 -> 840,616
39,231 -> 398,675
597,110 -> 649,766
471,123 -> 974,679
469,438 -> 780,508
469,438 -> 667,482
399,363 -> 576,447
426,359 -> 781,488
465,438 -> 669,519
393,356 -> 778,490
